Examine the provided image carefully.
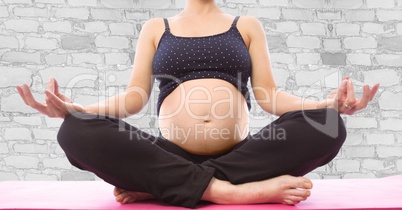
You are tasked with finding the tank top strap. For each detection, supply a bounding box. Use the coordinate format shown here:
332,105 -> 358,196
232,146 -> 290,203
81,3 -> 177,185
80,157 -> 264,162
163,18 -> 170,31
231,16 -> 240,27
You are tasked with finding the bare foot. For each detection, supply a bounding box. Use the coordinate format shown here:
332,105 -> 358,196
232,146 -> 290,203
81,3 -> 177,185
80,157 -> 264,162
203,175 -> 313,205
113,187 -> 155,204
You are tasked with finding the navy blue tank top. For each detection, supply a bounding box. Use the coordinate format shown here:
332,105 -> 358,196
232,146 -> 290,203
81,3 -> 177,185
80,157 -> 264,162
153,16 -> 252,115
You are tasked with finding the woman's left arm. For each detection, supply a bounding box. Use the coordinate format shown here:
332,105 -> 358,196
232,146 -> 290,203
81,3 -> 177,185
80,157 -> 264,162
243,16 -> 379,116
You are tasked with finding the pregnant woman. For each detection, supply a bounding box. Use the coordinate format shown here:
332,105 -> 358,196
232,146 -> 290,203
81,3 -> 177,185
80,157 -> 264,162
17,0 -> 379,208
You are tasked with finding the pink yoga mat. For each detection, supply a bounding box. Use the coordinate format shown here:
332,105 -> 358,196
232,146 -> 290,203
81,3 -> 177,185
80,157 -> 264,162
1,175 -> 402,209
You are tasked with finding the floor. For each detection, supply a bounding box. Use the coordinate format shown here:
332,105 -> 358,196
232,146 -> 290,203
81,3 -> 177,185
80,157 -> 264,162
1,175 -> 402,210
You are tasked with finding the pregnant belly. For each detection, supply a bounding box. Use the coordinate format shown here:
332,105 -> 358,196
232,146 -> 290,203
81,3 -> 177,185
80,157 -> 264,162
158,79 -> 250,155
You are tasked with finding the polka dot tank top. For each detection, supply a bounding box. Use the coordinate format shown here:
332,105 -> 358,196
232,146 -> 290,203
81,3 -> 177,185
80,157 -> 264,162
153,16 -> 252,116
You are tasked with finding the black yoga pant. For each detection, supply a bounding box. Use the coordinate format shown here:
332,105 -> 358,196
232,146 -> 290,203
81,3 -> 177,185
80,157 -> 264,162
57,108 -> 346,208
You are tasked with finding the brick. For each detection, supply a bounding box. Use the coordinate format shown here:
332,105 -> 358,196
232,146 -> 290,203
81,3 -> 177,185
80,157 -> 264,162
363,69 -> 399,87
367,0 -> 394,8
14,143 -> 48,153
13,116 -> 42,126
125,11 -> 150,20
53,144 -> 65,154
362,23 -> 385,34
344,133 -> 363,146
105,69 -> 131,86
301,23 -> 326,35
153,9 -> 183,18
259,0 -> 288,6
81,22 -> 108,33
105,53 -> 130,65
45,53 -> 67,65
287,35 -> 320,49
0,6 -> 9,17
0,172 -> 19,181
366,133 -> 395,145
379,36 -> 402,52
293,0 -> 324,8
275,21 -> 299,33
95,36 -> 129,49
377,146 -> 402,158
397,23 -> 402,35
61,171 -> 95,181
61,34 -> 93,50
282,9 -> 313,21
2,51 -> 41,64
270,53 -> 294,64
1,93 -> 42,114
377,10 -> 402,21
101,0 -> 134,8
343,173 -> 376,179
25,173 -> 58,181
0,117 -> 11,122
25,37 -> 58,50
380,119 -> 402,131
304,173 -> 321,179
0,142 -> 9,154
36,0 -> 64,3
4,19 -> 39,33
225,0 -> 256,3
323,39 -> 342,51
74,94 -> 98,106
344,37 -> 377,49
246,8 -> 281,19
0,66 -> 32,88
379,91 -> 402,110
4,156 -> 39,169
55,8 -> 90,20
45,118 -> 63,128
40,67 -> 98,88
4,127 -> 32,140
347,54 -> 371,66
317,11 -> 341,20
33,129 -> 57,140
347,117 -> 377,129
72,53 -> 103,64
321,53 -> 346,65
43,157 -> 72,169
0,35 -> 19,49
91,8 -> 122,21
68,0 -> 97,6
110,23 -> 135,35
335,23 -> 360,36
272,68 -> 289,87
374,54 -> 402,66
295,69 -> 338,86
345,10 -> 375,22
296,53 -> 321,65
344,146 -> 375,158
13,7 -> 48,17
43,21 -> 72,33
330,0 -> 363,9
397,160 -> 402,171
336,159 -> 360,172
399,0 -> 402,7
3,0 -> 32,3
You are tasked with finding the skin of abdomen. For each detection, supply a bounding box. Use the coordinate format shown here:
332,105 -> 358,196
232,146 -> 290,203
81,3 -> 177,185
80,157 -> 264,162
158,78 -> 250,155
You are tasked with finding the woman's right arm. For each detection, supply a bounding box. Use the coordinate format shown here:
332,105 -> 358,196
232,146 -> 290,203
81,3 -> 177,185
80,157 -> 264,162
17,19 -> 162,119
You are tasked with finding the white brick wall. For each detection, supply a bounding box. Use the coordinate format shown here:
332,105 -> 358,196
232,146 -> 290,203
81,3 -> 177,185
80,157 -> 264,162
1,0 -> 401,182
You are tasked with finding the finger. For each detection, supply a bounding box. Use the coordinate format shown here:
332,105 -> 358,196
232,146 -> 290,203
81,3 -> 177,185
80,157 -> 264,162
53,78 -> 61,96
346,80 -> 356,106
16,85 -> 29,105
47,78 -> 55,93
369,83 -> 380,101
45,90 -> 67,111
337,80 -> 348,105
21,84 -> 47,112
353,85 -> 371,111
46,94 -> 65,118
